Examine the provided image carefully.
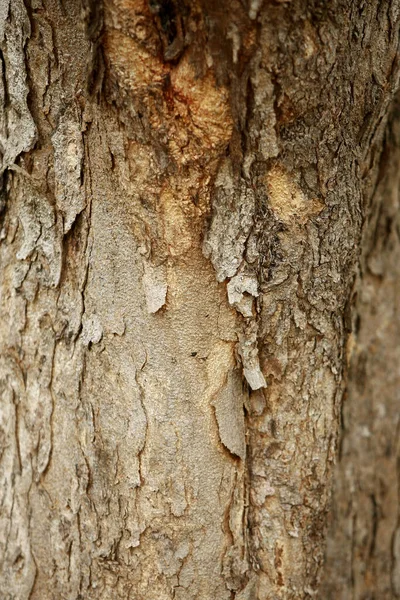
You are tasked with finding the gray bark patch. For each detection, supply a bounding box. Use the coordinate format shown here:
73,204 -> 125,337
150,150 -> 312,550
212,369 -> 246,460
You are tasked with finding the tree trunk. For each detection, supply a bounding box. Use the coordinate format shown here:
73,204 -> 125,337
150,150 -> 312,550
321,93 -> 400,600
0,1 -> 399,599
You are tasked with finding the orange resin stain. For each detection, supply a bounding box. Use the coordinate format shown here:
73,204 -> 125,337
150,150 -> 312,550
103,0 -> 234,258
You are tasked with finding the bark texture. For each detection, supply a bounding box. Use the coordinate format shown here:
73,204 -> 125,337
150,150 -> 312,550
321,95 -> 400,600
0,1 -> 399,599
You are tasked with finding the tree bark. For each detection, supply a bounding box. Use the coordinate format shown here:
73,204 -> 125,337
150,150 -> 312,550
321,94 -> 400,600
0,1 -> 399,599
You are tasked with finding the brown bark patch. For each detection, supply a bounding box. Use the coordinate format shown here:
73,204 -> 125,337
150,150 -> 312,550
103,0 -> 234,258
265,164 -> 324,225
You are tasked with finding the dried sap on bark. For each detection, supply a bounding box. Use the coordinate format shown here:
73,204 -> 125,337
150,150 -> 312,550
103,0 -> 233,257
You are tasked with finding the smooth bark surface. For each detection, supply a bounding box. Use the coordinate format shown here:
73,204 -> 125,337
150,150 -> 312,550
0,1 -> 399,599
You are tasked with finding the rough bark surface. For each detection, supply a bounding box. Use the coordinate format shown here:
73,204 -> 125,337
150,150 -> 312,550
321,95 -> 400,600
0,1 -> 399,599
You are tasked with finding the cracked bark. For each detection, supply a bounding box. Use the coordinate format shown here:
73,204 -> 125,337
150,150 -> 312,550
0,1 -> 400,599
